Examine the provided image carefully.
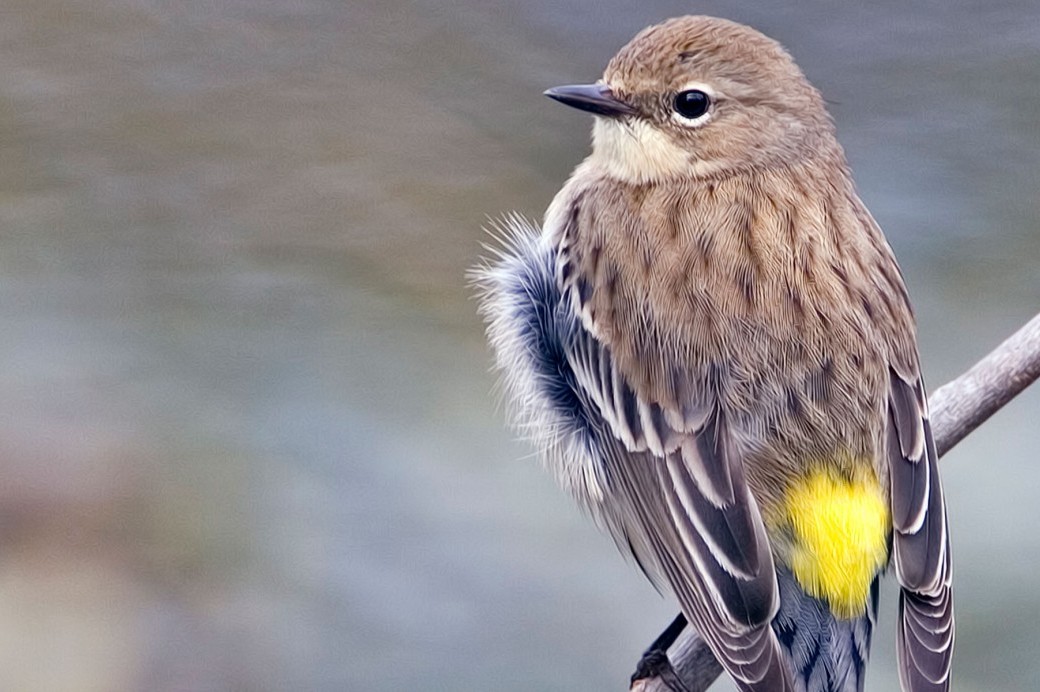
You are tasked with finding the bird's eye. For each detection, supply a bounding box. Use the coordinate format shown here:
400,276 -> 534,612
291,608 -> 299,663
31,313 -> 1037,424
673,90 -> 711,121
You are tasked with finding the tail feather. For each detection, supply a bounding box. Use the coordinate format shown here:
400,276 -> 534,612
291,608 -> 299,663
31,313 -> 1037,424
773,569 -> 878,692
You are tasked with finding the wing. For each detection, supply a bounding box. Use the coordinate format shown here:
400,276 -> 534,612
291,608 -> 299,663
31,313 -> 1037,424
566,320 -> 792,691
475,214 -> 793,691
557,248 -> 793,691
888,369 -> 954,692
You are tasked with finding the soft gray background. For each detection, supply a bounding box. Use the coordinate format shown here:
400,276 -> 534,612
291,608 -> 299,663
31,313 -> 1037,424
0,1 -> 1037,690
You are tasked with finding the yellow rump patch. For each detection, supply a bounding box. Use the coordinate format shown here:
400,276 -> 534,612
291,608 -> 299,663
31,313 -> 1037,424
775,465 -> 889,619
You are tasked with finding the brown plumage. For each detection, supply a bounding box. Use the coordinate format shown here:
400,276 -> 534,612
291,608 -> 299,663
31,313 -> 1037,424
476,15 -> 952,692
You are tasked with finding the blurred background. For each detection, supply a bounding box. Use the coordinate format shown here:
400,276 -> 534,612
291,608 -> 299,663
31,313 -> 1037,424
0,0 -> 1037,690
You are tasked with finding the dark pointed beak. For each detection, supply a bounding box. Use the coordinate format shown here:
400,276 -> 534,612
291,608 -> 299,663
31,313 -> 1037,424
543,83 -> 636,118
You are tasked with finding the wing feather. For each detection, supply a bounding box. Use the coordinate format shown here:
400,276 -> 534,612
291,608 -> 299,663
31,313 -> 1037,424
888,369 -> 954,692
560,278 -> 792,690
898,589 -> 954,691
476,213 -> 794,690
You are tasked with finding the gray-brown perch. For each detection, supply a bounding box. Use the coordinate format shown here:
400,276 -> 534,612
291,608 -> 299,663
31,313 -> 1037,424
632,310 -> 1040,692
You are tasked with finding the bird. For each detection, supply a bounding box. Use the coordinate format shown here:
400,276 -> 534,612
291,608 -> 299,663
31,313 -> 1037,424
474,15 -> 953,692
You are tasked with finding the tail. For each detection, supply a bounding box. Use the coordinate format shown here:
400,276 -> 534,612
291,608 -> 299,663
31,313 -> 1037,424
772,569 -> 878,692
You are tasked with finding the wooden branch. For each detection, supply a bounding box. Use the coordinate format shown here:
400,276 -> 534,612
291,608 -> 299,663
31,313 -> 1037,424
631,311 -> 1040,692
930,312 -> 1040,456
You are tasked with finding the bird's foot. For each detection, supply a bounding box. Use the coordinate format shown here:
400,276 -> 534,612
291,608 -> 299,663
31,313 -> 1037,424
630,613 -> 690,692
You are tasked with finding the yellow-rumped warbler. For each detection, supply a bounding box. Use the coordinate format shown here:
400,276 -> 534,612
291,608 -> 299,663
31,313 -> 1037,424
475,15 -> 952,692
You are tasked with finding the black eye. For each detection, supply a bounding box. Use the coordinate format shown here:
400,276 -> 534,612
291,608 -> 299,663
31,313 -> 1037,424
673,90 -> 711,120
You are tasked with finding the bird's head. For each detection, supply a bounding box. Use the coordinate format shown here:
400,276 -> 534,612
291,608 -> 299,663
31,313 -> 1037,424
546,16 -> 838,184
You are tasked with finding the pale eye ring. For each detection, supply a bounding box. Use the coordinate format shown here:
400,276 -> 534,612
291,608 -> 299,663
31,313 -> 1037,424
671,87 -> 713,126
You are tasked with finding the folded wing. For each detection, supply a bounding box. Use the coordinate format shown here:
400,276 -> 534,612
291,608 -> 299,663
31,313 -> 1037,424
888,370 -> 954,692
476,214 -> 793,690
560,259 -> 793,691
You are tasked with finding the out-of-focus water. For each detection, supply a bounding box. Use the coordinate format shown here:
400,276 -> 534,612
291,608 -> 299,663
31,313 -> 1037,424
0,1 -> 1038,690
